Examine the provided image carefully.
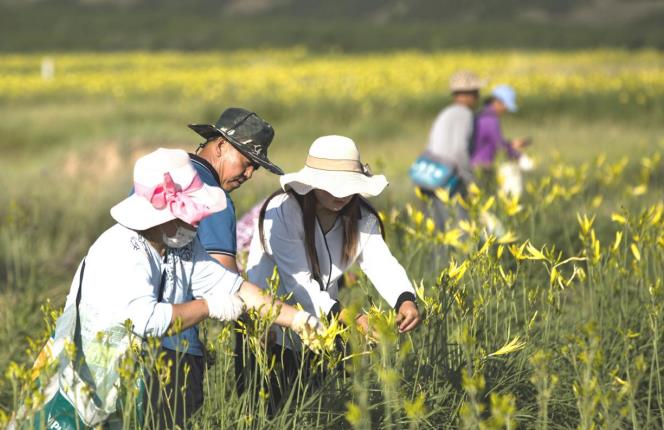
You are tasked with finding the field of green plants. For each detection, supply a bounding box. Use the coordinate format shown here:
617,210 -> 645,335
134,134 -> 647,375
1,49 -> 663,428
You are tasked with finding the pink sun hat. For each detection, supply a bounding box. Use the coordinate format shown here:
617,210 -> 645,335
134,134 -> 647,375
111,148 -> 226,231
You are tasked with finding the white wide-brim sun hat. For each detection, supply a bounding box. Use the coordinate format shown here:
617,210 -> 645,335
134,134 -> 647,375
280,135 -> 388,198
111,148 -> 227,231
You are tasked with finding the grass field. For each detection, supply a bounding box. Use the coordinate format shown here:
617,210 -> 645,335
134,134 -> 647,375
1,49 -> 663,428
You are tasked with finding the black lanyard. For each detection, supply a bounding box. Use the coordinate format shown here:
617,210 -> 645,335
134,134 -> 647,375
157,250 -> 168,302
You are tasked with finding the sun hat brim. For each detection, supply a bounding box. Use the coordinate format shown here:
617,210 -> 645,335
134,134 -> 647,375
504,100 -> 518,112
492,93 -> 518,112
188,124 -> 284,175
491,85 -> 518,112
280,166 -> 388,199
110,182 -> 227,231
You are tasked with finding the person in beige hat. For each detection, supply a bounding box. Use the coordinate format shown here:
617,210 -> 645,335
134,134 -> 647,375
242,135 -> 421,413
24,148 -> 322,429
409,70 -> 485,231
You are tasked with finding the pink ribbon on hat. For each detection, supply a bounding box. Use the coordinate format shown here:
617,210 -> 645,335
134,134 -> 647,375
135,172 -> 211,226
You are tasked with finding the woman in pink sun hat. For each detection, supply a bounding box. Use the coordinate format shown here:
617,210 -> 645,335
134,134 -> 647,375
17,148 -> 321,430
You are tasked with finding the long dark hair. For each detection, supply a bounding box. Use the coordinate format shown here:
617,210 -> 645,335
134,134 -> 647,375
258,189 -> 385,289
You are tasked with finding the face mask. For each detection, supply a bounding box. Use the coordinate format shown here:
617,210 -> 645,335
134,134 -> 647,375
162,225 -> 197,248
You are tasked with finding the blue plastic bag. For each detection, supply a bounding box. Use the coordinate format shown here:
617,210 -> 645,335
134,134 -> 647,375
409,153 -> 460,193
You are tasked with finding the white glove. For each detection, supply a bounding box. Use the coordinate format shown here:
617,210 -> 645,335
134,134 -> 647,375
518,154 -> 535,171
291,310 -> 323,333
291,310 -> 325,350
204,292 -> 245,321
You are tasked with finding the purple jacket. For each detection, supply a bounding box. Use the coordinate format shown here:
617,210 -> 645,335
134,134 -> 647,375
471,105 -> 520,167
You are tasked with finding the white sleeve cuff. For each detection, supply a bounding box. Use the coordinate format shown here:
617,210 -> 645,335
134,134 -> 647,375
229,274 -> 243,295
142,302 -> 173,338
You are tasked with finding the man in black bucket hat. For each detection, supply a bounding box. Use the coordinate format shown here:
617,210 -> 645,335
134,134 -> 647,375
187,107 -> 282,272
189,107 -> 283,176
151,108 -> 282,427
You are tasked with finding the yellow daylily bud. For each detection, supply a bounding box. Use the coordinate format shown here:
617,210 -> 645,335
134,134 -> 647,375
425,217 -> 436,234
631,243 -> 641,261
612,231 -> 623,252
611,213 -> 627,225
487,336 -> 526,357
577,213 -> 595,235
481,196 -> 495,212
448,259 -> 469,281
412,210 -> 424,226
468,182 -> 481,196
498,231 -> 518,244
591,195 -> 603,208
649,203 -> 663,226
434,188 -> 450,203
525,241 -> 547,260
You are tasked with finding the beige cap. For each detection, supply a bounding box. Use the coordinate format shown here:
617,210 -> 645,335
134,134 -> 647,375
449,70 -> 487,92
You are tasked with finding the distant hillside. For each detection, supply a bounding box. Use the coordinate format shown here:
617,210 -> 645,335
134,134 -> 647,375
224,0 -> 664,25
1,0 -> 663,51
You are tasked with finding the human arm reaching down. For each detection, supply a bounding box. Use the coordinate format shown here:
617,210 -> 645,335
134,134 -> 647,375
169,281 -> 320,340
356,217 -> 421,333
190,244 -> 323,340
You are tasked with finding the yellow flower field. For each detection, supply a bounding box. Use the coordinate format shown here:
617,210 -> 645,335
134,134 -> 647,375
2,48 -> 664,429
1,49 -> 663,109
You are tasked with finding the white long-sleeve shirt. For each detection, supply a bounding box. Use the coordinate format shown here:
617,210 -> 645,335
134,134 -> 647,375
246,193 -> 415,349
64,224 -> 243,354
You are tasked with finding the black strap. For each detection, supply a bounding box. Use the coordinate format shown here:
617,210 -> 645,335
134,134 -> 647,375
157,250 -> 168,302
75,259 -> 86,310
157,271 -> 166,302
74,259 -> 87,345
467,112 -> 477,157
71,258 -> 115,406
318,219 -> 334,292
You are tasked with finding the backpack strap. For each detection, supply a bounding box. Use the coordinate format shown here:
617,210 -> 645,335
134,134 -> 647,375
75,258 -> 86,311
157,250 -> 168,303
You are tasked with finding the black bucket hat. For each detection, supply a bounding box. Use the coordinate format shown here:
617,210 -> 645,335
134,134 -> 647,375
188,108 -> 283,175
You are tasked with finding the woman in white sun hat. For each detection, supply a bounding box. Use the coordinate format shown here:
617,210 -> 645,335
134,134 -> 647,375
20,148 -> 321,430
242,135 -> 421,411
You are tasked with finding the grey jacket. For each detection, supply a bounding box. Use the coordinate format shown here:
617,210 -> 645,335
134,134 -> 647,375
425,103 -> 474,185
